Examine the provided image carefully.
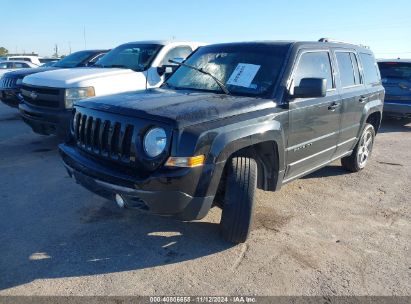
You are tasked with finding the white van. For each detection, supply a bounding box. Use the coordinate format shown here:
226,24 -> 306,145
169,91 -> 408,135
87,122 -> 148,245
8,56 -> 41,66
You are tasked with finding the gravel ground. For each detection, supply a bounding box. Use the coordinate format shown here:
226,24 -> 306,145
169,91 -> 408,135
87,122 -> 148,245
0,102 -> 410,296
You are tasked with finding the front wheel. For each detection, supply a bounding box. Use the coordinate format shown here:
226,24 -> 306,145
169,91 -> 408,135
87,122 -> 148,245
220,157 -> 257,243
341,123 -> 375,172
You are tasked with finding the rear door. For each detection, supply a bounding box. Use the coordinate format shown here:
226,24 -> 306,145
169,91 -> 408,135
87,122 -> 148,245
358,52 -> 384,127
333,50 -> 366,155
284,49 -> 342,182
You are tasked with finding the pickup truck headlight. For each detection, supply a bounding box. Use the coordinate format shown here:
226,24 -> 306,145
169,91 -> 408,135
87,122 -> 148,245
64,87 -> 95,108
143,127 -> 167,158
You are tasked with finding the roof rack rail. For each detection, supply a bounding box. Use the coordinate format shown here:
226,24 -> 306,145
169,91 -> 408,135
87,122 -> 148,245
318,38 -> 369,49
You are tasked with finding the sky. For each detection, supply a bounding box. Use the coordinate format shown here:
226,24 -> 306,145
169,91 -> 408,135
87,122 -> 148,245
1,0 -> 410,59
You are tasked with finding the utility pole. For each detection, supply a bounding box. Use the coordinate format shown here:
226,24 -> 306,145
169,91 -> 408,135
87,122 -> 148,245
53,44 -> 59,58
83,26 -> 87,49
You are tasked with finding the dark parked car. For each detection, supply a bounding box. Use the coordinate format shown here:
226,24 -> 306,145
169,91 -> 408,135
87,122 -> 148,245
0,50 -> 108,108
59,39 -> 384,243
378,60 -> 411,118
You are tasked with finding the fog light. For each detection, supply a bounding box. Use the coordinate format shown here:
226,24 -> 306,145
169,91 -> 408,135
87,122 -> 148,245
115,194 -> 126,208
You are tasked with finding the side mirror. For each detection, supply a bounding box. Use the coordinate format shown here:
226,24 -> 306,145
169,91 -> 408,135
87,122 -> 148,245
157,57 -> 184,77
291,78 -> 327,99
157,66 -> 175,76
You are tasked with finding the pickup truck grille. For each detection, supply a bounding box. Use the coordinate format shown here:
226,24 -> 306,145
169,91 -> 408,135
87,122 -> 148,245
21,85 -> 64,109
73,111 -> 136,164
0,77 -> 17,89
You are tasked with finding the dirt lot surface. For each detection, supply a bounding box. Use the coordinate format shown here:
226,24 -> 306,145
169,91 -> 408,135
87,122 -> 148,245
0,103 -> 410,296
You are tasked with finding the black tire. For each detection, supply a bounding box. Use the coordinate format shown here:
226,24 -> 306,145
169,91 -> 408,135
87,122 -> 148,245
220,157 -> 257,243
341,123 -> 375,172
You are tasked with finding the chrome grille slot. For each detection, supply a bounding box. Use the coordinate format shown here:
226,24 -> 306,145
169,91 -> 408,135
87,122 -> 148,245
0,77 -> 17,89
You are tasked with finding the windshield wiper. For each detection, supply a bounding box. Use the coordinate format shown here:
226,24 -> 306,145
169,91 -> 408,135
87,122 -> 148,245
168,59 -> 230,95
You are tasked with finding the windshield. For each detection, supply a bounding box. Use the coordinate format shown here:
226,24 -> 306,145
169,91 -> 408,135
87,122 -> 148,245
378,62 -> 411,80
95,43 -> 163,71
165,44 -> 289,97
53,51 -> 96,68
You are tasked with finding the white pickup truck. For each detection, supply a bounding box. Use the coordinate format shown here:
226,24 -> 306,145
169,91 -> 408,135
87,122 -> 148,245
19,40 -> 205,138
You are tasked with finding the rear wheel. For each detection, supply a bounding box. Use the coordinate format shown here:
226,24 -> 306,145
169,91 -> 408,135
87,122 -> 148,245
341,123 -> 375,172
220,157 -> 257,243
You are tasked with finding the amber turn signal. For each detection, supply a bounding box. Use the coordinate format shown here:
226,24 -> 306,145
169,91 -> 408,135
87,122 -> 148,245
165,155 -> 205,168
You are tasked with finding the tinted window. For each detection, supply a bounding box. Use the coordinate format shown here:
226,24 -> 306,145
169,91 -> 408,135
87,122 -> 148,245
13,63 -> 27,68
96,44 -> 163,71
54,51 -> 97,68
294,52 -> 334,90
336,52 -> 356,87
11,57 -> 30,62
378,62 -> 411,80
166,44 -> 289,97
161,46 -> 193,65
360,53 -> 380,84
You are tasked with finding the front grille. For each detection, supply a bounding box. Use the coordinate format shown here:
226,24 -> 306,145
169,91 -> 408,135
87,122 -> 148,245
73,111 -> 136,165
21,85 -> 63,109
0,77 -> 17,89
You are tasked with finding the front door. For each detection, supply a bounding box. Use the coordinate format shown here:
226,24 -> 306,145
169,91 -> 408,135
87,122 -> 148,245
284,50 -> 342,182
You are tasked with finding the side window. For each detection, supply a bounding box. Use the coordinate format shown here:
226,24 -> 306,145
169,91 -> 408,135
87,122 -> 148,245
161,46 -> 193,66
359,53 -> 380,85
336,52 -> 356,87
0,62 -> 7,69
294,51 -> 334,90
13,63 -> 25,68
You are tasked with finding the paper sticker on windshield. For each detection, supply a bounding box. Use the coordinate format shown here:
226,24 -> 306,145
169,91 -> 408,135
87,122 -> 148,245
227,63 -> 261,88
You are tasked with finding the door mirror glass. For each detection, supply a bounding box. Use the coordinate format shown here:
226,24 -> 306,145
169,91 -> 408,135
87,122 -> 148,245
291,78 -> 327,98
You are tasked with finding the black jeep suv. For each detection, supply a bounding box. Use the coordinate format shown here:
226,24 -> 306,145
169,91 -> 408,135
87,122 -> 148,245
59,40 -> 384,243
0,50 -> 108,108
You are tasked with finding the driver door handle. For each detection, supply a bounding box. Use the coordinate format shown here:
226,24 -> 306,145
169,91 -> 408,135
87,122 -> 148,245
328,102 -> 340,111
359,96 -> 368,103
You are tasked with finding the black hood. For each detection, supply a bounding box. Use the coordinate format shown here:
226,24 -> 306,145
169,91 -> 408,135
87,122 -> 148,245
4,67 -> 59,79
77,88 -> 279,128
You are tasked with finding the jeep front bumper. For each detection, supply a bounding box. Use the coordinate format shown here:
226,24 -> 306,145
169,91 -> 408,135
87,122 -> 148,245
59,144 -> 219,221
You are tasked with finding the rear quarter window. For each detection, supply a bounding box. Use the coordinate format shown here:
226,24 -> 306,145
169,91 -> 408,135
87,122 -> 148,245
359,53 -> 380,85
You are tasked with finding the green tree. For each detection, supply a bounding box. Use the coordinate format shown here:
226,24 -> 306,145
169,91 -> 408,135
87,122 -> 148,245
0,47 -> 8,56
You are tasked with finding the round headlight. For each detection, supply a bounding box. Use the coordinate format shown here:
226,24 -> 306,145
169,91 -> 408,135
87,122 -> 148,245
143,127 -> 167,158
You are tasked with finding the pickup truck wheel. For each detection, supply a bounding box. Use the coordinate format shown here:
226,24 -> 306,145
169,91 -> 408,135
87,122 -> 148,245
220,157 -> 257,243
341,123 -> 375,172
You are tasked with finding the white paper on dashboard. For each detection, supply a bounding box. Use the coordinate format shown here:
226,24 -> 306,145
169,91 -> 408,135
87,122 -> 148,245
226,63 -> 261,88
